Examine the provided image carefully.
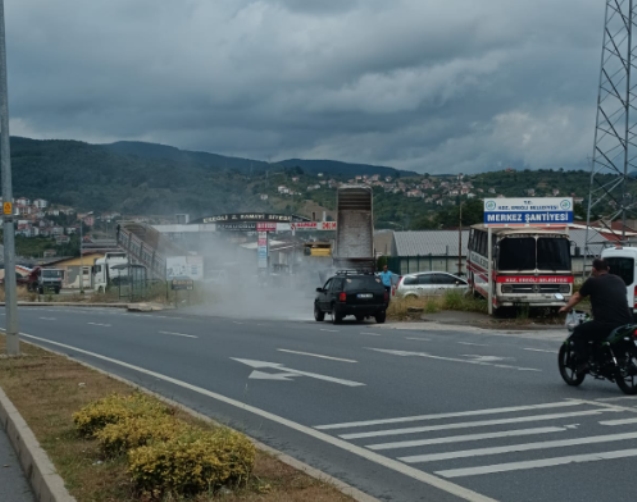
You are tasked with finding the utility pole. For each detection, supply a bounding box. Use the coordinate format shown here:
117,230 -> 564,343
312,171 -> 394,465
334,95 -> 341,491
79,219 -> 84,293
0,0 -> 19,355
458,201 -> 463,276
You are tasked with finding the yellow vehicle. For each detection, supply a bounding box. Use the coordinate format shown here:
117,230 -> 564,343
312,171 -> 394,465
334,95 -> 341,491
303,242 -> 332,257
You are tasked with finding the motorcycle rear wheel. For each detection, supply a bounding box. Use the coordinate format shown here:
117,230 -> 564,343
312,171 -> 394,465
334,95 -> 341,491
615,348 -> 637,395
558,344 -> 586,386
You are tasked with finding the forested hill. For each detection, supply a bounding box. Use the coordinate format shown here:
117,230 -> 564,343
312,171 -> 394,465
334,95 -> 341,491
3,136 -> 607,229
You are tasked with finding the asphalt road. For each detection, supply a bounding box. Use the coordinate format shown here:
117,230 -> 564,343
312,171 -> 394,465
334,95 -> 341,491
2,306 -> 637,502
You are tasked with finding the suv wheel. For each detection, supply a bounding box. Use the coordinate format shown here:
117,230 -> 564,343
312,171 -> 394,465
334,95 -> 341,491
375,311 -> 386,324
314,303 -> 325,322
332,307 -> 343,325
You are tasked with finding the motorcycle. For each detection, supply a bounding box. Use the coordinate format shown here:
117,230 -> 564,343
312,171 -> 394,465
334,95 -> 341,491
558,306 -> 637,395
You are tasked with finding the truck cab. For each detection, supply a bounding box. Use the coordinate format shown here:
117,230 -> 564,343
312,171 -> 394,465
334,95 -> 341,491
93,252 -> 129,293
601,246 -> 637,318
26,267 -> 63,294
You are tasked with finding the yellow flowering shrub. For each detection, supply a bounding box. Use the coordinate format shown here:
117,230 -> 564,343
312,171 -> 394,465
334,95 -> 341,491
128,426 -> 256,497
95,415 -> 184,456
73,392 -> 171,438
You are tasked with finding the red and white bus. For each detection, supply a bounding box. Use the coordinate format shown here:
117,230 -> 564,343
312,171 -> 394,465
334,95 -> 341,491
467,225 -> 573,310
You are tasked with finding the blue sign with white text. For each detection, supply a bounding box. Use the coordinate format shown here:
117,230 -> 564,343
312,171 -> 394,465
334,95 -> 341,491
483,197 -> 574,226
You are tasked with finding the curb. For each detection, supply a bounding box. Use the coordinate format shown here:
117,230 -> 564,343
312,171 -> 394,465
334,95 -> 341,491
0,386 -> 76,502
18,340 -> 380,502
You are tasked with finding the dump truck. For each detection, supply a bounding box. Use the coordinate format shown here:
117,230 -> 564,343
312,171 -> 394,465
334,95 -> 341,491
333,185 -> 375,272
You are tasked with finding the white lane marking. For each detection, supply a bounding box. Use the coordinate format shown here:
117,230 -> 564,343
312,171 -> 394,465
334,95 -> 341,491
277,349 -> 357,363
320,329 -> 339,333
315,401 -> 583,430
457,342 -> 487,347
436,449 -> 637,479
600,417 -> 637,426
339,410 -> 615,440
233,321 -> 244,325
232,358 -> 365,387
159,331 -> 198,339
367,348 -> 541,372
367,427 -> 566,451
400,432 -> 637,464
406,337 -> 431,341
87,322 -> 111,327
13,332 -> 495,502
524,348 -> 555,354
39,317 -> 57,321
359,332 -> 381,336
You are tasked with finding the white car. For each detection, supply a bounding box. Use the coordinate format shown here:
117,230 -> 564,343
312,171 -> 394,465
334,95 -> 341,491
395,271 -> 468,298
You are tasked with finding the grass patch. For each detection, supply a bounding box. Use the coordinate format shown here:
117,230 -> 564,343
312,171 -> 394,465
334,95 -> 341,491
388,290 -> 488,320
0,336 -> 355,502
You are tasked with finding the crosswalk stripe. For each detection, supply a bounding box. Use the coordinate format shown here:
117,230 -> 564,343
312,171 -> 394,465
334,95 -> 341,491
436,449 -> 637,478
366,427 -> 566,451
315,401 -> 583,430
400,432 -> 637,463
599,417 -> 637,426
339,410 -> 612,440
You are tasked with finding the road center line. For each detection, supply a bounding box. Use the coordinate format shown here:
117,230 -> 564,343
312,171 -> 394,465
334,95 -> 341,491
320,329 -> 339,333
457,342 -> 487,347
39,317 -> 56,321
87,322 -> 111,327
159,331 -> 198,339
406,337 -> 431,342
14,332 -> 495,502
277,349 -> 357,363
359,332 -> 381,336
524,348 -> 555,354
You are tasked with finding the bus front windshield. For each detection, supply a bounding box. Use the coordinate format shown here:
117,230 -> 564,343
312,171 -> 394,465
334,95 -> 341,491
498,237 -> 571,272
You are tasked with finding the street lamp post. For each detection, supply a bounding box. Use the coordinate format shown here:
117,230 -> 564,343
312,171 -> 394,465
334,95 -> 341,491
0,0 -> 19,355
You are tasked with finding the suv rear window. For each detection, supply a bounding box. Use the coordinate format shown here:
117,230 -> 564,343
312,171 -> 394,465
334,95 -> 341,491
606,257 -> 635,286
343,276 -> 383,290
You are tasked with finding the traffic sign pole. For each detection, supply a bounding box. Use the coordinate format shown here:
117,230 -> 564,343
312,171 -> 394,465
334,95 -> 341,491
0,0 -> 19,355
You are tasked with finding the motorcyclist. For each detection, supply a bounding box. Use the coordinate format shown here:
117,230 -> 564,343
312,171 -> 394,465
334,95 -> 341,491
559,258 -> 633,369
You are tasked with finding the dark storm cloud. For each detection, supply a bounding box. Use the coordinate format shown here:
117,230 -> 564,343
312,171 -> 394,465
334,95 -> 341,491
7,0 -> 605,173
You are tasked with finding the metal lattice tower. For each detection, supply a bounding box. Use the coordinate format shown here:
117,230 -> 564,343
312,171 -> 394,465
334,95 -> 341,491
586,0 -> 637,258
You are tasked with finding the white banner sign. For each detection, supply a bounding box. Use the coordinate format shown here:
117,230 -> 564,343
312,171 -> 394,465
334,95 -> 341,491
166,256 -> 204,280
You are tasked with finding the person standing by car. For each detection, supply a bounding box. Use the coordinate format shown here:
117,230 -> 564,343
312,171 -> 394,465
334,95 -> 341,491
378,265 -> 398,299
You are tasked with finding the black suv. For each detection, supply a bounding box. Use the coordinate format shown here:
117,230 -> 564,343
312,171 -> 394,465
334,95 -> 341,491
314,271 -> 388,324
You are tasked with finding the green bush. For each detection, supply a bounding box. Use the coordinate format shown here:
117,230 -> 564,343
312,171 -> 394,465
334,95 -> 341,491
73,392 -> 171,438
128,426 -> 256,497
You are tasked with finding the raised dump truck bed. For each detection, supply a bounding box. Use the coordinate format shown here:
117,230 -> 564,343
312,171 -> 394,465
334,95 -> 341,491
333,185 -> 374,271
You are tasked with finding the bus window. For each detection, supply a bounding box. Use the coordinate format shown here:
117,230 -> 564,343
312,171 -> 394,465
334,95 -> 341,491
606,257 -> 635,286
537,238 -> 571,271
499,238 -> 535,271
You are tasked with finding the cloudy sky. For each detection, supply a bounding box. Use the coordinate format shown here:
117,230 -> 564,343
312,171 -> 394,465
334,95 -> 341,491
7,0 -> 605,173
